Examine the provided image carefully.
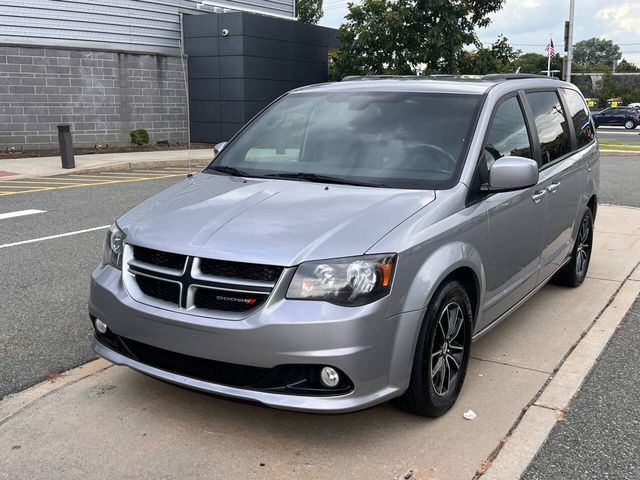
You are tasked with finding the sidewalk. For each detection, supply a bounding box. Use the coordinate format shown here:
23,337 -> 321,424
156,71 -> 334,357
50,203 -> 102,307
0,148 -> 214,179
1,205 -> 640,480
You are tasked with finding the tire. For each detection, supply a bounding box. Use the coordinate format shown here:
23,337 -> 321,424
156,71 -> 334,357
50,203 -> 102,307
624,119 -> 637,130
553,208 -> 594,287
393,280 -> 472,417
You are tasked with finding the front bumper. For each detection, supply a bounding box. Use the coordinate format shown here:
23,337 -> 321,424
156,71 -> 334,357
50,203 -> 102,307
89,264 -> 424,413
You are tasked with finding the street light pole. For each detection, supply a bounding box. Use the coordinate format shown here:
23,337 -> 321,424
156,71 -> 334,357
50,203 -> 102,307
565,0 -> 576,82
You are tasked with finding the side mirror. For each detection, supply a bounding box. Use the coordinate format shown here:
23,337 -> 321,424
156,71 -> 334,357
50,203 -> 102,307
487,156 -> 539,192
214,142 -> 227,156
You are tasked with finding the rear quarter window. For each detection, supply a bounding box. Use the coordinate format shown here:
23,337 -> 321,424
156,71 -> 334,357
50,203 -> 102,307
561,89 -> 595,149
526,91 -> 572,166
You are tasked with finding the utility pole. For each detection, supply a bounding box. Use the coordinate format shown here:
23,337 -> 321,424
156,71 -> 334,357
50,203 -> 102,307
564,0 -> 576,82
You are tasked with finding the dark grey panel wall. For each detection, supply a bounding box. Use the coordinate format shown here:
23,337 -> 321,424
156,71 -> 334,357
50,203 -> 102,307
184,12 -> 338,143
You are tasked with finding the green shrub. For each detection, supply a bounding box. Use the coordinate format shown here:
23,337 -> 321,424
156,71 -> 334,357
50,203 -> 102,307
130,128 -> 150,146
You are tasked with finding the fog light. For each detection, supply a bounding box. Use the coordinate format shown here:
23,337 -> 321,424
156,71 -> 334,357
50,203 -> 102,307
320,366 -> 340,388
94,318 -> 108,334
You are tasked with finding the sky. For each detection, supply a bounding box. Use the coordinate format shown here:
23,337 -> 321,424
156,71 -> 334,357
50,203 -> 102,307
319,0 -> 640,65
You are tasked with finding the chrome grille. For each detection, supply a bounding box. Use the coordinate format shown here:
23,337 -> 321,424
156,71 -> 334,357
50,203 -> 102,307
123,244 -> 282,316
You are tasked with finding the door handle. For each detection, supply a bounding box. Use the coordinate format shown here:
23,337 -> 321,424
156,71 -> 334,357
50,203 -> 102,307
547,182 -> 561,194
531,189 -> 547,203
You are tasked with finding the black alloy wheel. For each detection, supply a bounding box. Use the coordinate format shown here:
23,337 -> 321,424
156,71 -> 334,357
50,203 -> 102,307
394,280 -> 472,417
431,302 -> 466,396
553,208 -> 594,287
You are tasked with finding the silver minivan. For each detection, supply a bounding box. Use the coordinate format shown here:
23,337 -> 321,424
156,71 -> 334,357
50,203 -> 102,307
90,74 -> 599,416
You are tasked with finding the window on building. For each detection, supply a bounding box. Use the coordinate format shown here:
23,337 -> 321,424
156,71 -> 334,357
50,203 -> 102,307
483,96 -> 532,170
526,91 -> 572,165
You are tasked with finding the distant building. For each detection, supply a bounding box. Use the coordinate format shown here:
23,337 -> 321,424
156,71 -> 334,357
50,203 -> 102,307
0,0 -> 297,151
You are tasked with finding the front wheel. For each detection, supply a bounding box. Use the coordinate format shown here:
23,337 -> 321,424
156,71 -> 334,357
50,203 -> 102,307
553,208 -> 594,287
624,119 -> 637,130
394,280 -> 472,417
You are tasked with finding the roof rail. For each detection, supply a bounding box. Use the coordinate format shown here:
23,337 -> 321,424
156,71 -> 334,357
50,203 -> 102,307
341,75 -> 426,81
482,73 -> 560,81
341,73 -> 560,82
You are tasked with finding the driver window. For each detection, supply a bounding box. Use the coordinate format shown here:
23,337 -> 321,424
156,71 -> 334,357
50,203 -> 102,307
484,97 -> 532,170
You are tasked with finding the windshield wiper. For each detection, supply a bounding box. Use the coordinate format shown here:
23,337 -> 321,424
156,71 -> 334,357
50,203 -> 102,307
209,165 -> 248,177
264,172 -> 385,188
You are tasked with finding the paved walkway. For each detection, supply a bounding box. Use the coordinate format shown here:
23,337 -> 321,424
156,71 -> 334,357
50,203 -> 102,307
1,205 -> 640,480
0,148 -> 214,179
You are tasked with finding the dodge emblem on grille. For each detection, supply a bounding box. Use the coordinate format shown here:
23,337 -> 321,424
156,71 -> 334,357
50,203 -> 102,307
216,295 -> 257,305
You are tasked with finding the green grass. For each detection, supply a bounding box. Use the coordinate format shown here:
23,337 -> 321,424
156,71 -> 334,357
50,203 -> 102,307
599,140 -> 640,152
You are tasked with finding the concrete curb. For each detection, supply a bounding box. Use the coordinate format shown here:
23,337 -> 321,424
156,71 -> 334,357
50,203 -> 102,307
480,263 -> 640,479
0,359 -> 112,426
0,148 -> 213,181
6,156 -> 212,181
67,158 -> 210,176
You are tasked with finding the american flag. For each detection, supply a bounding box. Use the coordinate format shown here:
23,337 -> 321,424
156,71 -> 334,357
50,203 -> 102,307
545,38 -> 556,57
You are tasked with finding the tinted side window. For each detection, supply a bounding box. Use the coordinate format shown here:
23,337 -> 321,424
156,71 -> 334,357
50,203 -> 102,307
561,89 -> 595,149
526,91 -> 572,165
484,96 -> 532,170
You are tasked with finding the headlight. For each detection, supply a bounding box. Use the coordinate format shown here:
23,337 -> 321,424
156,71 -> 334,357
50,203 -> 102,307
286,254 -> 396,306
102,223 -> 125,269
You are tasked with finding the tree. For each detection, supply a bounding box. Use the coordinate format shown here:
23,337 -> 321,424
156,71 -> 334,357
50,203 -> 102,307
573,38 -> 622,68
597,73 -> 640,106
458,35 -> 520,75
332,0 -> 505,77
616,59 -> 640,73
296,0 -> 323,24
511,52 -> 563,75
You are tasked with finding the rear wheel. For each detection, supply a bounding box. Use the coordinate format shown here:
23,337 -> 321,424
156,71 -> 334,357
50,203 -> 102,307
394,280 -> 472,417
624,119 -> 637,130
553,208 -> 594,287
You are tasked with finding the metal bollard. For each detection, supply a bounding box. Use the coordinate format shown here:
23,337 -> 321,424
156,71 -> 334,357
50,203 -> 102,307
57,124 -> 75,169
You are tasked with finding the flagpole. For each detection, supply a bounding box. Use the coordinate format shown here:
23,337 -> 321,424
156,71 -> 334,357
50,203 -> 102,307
547,34 -> 552,77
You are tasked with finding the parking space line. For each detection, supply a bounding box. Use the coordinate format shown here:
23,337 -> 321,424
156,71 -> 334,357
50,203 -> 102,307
0,180 -> 89,185
94,172 -> 174,177
69,174 -> 158,180
130,170 -> 190,174
0,225 -> 109,249
0,185 -> 51,189
0,209 -> 46,220
0,173 -> 184,196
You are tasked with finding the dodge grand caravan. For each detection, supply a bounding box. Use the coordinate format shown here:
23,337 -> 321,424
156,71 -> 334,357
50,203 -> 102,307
90,74 -> 599,417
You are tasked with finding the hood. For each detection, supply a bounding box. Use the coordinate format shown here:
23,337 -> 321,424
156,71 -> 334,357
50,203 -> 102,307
118,173 -> 435,266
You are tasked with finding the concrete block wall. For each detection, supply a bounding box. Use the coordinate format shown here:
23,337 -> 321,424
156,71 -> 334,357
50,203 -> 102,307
0,45 -> 189,151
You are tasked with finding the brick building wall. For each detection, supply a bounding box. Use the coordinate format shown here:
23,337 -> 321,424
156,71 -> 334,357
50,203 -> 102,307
0,45 -> 189,151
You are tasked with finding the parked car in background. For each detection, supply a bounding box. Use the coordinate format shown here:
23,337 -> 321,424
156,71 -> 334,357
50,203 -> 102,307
593,106 -> 640,129
90,74 -> 599,417
628,102 -> 640,109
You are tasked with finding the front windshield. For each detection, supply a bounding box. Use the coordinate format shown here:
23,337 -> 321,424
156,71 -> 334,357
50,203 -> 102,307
208,91 -> 482,189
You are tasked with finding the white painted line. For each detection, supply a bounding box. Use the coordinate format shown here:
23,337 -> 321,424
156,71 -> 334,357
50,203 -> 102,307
0,225 -> 109,249
0,209 -> 46,220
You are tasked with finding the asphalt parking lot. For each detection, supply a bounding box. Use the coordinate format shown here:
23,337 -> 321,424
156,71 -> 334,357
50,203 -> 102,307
0,154 -> 639,479
597,126 -> 640,144
0,169 -> 190,398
